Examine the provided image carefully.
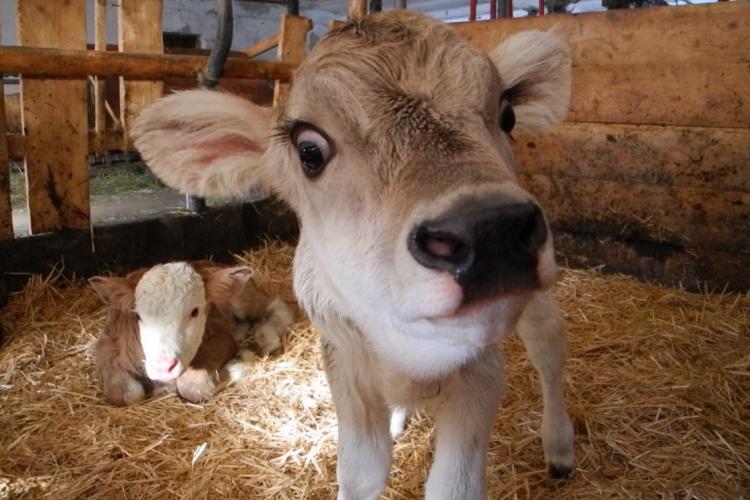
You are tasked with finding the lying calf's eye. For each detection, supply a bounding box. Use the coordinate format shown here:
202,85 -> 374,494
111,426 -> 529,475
190,307 -> 200,318
292,125 -> 332,178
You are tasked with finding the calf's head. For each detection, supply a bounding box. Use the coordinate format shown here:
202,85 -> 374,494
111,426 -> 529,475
133,11 -> 570,347
91,263 -> 252,381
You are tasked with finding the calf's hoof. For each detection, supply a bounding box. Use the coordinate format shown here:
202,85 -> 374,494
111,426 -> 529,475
548,463 -> 574,479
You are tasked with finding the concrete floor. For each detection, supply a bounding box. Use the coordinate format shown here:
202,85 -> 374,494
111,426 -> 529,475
11,191 -> 188,237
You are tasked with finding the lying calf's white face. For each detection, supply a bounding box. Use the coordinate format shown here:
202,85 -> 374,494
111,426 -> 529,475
135,263 -> 208,382
132,12 -> 571,352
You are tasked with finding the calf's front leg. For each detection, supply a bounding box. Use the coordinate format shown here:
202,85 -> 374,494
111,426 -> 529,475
425,349 -> 503,500
516,290 -> 575,478
322,338 -> 392,500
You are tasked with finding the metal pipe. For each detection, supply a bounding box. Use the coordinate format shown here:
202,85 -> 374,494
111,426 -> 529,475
469,0 -> 477,20
498,0 -> 508,18
191,0 -> 234,213
539,0 -> 544,15
287,0 -> 300,16
490,0 -> 496,19
506,0 -> 513,18
370,0 -> 382,12
198,0 -> 233,89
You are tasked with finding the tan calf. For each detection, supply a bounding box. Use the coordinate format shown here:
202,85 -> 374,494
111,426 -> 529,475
132,10 -> 575,499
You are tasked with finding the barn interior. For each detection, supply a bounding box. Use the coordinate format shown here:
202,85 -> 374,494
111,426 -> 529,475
0,0 -> 748,498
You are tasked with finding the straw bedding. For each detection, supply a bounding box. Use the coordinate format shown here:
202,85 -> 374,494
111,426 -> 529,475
1,241 -> 748,499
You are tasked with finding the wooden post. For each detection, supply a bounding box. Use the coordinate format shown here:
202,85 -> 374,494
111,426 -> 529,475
243,34 -> 279,59
347,0 -> 368,21
273,15 -> 311,107
94,0 -> 107,152
119,0 -> 164,150
17,0 -> 90,234
0,78 -> 11,240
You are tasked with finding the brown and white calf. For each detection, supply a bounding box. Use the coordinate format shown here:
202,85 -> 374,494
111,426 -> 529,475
91,261 -> 293,405
133,10 -> 575,499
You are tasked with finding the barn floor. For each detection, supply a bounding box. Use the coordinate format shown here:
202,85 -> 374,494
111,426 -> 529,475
0,242 -> 748,499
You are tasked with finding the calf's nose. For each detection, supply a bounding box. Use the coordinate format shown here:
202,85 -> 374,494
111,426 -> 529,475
407,200 -> 547,302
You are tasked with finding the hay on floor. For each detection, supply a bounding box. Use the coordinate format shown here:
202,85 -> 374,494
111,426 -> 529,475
0,241 -> 748,499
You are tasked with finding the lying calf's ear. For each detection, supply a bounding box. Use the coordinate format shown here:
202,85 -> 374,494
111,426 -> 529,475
203,266 -> 254,304
490,31 -> 571,132
89,276 -> 136,310
132,90 -> 274,198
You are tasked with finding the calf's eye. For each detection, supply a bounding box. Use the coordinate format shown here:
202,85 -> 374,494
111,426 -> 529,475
190,307 -> 200,318
499,98 -> 515,134
292,125 -> 332,178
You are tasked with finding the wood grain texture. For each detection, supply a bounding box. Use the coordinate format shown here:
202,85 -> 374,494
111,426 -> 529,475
514,123 -> 750,193
347,0 -> 368,21
0,76 -> 12,240
118,0 -> 163,149
94,0 -> 107,150
17,0 -> 90,234
452,3 -> 750,128
521,173 -> 750,252
273,15 -> 311,107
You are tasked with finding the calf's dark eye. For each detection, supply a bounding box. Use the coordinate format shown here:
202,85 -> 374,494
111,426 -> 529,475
292,125 -> 332,178
499,99 -> 515,134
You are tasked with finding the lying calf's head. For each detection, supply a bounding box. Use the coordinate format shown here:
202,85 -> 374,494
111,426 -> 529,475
91,263 -> 252,381
133,11 -> 570,347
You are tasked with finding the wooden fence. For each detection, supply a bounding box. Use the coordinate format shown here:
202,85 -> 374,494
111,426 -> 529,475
0,0 -> 308,238
454,1 -> 750,289
0,0 -> 747,290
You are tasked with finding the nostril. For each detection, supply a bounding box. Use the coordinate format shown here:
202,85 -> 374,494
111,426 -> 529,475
409,226 -> 472,272
166,359 -> 179,373
422,234 -> 466,262
516,206 -> 547,254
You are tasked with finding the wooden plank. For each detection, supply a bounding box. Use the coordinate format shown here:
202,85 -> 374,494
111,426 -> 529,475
17,0 -> 90,234
0,46 -> 296,81
514,123 -> 750,193
452,3 -> 750,128
9,131 -> 136,162
347,0 -> 368,21
119,0 -> 164,150
94,0 -> 107,151
273,15 -> 312,107
553,230 -> 750,293
521,173 -> 750,253
244,34 -> 279,59
0,76 -> 12,240
566,63 -> 749,128
452,3 -> 750,66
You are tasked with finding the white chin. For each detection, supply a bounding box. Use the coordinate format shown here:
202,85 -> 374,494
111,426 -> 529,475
395,293 -> 531,348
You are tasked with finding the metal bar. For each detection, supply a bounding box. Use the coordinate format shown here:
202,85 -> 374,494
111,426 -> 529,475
539,0 -> 544,15
287,0 -> 300,16
470,0 -> 477,21
506,0 -> 513,18
490,0 -> 496,19
370,0 -> 383,12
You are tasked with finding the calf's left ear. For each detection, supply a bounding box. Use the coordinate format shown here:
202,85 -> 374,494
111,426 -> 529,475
132,89 -> 274,198
490,31 -> 571,132
89,276 -> 136,310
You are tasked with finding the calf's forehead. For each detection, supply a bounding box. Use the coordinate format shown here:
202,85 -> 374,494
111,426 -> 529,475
286,13 -> 502,144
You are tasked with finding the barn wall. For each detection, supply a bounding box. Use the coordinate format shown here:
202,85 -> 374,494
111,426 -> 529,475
453,2 -> 750,291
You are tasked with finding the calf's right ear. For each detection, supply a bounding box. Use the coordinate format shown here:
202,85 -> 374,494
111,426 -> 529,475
132,90 -> 274,198
89,276 -> 136,311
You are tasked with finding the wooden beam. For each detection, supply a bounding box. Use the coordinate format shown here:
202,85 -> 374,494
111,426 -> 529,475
0,46 -> 296,81
119,0 -> 164,150
514,123 -> 750,193
243,34 -> 279,59
347,0 -> 368,21
17,0 -> 90,234
452,2 -> 750,128
273,15 -> 312,107
94,0 -> 107,152
0,75 -> 12,240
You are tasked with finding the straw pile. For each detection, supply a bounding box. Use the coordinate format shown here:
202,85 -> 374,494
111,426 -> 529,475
1,241 -> 748,499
